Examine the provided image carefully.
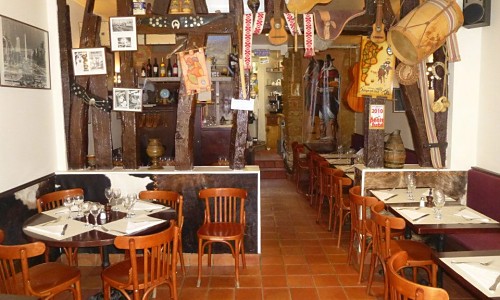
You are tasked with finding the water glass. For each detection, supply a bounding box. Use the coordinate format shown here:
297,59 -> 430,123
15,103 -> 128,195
89,202 -> 103,228
405,173 -> 416,201
74,195 -> 84,217
123,194 -> 137,218
104,188 -> 113,204
433,189 -> 446,219
111,188 -> 122,211
81,202 -> 91,227
63,196 -> 75,219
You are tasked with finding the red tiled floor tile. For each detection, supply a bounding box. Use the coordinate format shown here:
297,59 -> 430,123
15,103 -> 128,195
263,288 -> 291,300
235,288 -> 263,300
261,264 -> 286,276
316,287 -> 349,300
287,275 -> 315,287
262,276 -> 288,287
207,288 -> 235,300
313,274 -> 341,287
290,287 -> 319,300
286,264 -> 311,275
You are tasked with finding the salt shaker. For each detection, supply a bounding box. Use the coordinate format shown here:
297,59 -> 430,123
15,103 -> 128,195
419,197 -> 426,208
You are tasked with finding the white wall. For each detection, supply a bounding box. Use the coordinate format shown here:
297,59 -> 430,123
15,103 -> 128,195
0,0 -> 66,193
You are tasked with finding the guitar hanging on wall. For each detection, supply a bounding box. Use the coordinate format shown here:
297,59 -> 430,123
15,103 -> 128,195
370,0 -> 386,44
268,0 -> 288,45
345,62 -> 364,112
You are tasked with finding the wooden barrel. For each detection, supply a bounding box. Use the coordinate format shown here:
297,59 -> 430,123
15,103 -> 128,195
384,130 -> 406,169
387,0 -> 463,65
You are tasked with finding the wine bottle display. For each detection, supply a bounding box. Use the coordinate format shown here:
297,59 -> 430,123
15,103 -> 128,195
153,58 -> 159,77
160,57 -> 166,77
172,59 -> 178,77
167,58 -> 172,77
146,59 -> 152,77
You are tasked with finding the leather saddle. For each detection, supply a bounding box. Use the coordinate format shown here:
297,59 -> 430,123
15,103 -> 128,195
313,0 -> 366,40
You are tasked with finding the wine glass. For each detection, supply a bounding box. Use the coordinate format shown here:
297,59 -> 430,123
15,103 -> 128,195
63,196 -> 75,219
104,188 -> 113,204
81,202 -> 91,227
433,189 -> 446,219
123,194 -> 137,218
89,202 -> 103,228
73,195 -> 84,217
405,173 -> 416,201
111,188 -> 122,211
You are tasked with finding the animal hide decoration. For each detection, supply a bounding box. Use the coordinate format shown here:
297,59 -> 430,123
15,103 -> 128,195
313,0 -> 366,40
177,48 -> 211,95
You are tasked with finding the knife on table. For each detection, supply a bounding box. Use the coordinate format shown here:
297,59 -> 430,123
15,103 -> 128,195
412,214 -> 430,222
61,224 -> 68,236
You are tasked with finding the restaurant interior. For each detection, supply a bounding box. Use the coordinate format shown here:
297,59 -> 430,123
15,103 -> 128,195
0,0 -> 500,299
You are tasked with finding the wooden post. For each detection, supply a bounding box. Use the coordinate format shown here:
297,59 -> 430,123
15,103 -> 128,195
363,97 -> 385,168
174,82 -> 196,170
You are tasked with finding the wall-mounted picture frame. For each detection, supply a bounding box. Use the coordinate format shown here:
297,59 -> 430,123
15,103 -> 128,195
109,17 -> 137,51
205,34 -> 231,68
393,88 -> 405,113
113,88 -> 142,112
72,47 -> 107,76
0,15 -> 50,89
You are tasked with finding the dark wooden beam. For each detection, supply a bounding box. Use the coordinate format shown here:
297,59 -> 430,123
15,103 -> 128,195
193,0 -> 208,13
433,47 -> 448,166
174,82 -> 196,170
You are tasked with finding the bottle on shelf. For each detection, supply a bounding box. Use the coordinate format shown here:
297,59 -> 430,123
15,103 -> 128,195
153,58 -> 159,77
146,58 -> 153,77
160,57 -> 166,77
172,58 -> 178,77
140,64 -> 146,77
167,58 -> 173,77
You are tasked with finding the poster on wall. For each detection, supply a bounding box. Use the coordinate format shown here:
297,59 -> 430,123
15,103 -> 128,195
113,88 -> 142,112
109,17 -> 137,51
72,48 -> 107,76
0,15 -> 50,89
369,104 -> 385,130
357,36 -> 395,99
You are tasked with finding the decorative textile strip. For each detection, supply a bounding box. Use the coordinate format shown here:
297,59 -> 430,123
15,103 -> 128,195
446,33 -> 461,62
303,14 -> 315,58
253,12 -> 266,35
242,13 -> 253,70
418,60 -> 443,168
284,13 -> 302,35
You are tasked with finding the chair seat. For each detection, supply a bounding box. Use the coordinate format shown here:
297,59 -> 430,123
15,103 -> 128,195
197,223 -> 244,240
391,240 -> 433,262
102,257 -> 161,290
27,262 -> 80,295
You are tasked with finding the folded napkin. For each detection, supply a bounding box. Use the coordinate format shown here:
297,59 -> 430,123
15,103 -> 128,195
398,209 -> 428,221
102,215 -> 166,235
454,209 -> 491,222
125,219 -> 165,234
25,223 -> 66,238
132,200 -> 167,211
455,262 -> 500,292
371,190 -> 397,201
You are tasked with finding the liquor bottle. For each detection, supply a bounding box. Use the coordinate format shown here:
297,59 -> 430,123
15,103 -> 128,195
172,58 -> 178,77
166,58 -> 173,77
146,58 -> 152,77
140,64 -> 146,77
153,58 -> 159,77
160,57 -> 166,77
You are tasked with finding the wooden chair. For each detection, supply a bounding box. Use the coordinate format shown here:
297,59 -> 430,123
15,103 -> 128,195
388,251 -> 449,300
367,202 -> 437,299
0,239 -> 82,299
292,142 -> 309,195
347,186 -> 380,283
36,188 -> 84,266
197,188 -> 247,288
138,190 -> 186,275
101,221 -> 179,300
316,166 -> 343,231
332,173 -> 352,247
0,229 -> 4,243
309,152 -> 327,206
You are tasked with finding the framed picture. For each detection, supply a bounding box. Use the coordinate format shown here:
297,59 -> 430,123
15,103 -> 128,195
72,47 -> 107,76
109,17 -> 137,51
205,34 -> 231,67
0,15 -> 50,89
393,88 -> 405,113
113,88 -> 142,112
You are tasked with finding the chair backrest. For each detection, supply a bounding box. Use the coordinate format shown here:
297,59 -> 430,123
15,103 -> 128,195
139,190 -> 184,229
292,142 -> 306,171
198,188 -> 247,224
349,186 -> 379,234
113,221 -> 179,300
0,241 -> 46,295
36,188 -> 84,213
371,201 -> 406,261
0,229 -> 4,244
333,173 -> 353,208
388,251 -> 449,300
320,166 -> 344,197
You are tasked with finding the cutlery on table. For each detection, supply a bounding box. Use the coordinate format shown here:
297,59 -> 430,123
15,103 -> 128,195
412,213 -> 430,222
451,260 -> 494,266
42,217 -> 62,226
489,274 -> 500,291
60,224 -> 68,236
101,226 -> 127,234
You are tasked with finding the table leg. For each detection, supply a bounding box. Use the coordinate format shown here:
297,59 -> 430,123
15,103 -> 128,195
101,245 -> 110,268
436,234 -> 445,287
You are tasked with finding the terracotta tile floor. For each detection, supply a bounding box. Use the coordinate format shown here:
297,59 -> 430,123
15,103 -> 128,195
56,179 -> 476,300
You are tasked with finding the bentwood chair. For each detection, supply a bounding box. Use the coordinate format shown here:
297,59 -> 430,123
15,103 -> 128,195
0,229 -> 4,243
292,142 -> 309,195
36,188 -> 85,266
316,166 -> 343,231
332,173 -> 352,247
388,251 -> 449,300
367,202 -> 437,299
197,188 -> 247,288
347,186 -> 380,283
309,152 -> 327,206
139,190 -> 186,275
0,239 -> 82,299
101,222 -> 179,300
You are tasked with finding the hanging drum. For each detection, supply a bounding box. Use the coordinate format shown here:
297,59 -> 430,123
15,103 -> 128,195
387,0 -> 463,65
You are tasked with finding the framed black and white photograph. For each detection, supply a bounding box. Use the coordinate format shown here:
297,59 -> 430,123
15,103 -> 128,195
109,17 -> 137,51
0,15 -> 50,89
113,88 -> 142,112
393,88 -> 406,113
72,47 -> 107,76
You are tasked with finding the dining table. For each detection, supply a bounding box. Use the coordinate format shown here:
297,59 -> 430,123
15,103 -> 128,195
22,200 -> 177,267
432,250 -> 500,299
370,187 -> 457,205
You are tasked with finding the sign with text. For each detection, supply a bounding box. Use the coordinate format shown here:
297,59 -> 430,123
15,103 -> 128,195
369,104 -> 385,129
231,98 -> 255,111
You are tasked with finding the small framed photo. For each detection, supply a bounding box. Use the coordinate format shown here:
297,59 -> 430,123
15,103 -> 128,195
113,88 -> 142,112
72,47 -> 107,76
109,17 -> 137,51
393,88 -> 405,113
